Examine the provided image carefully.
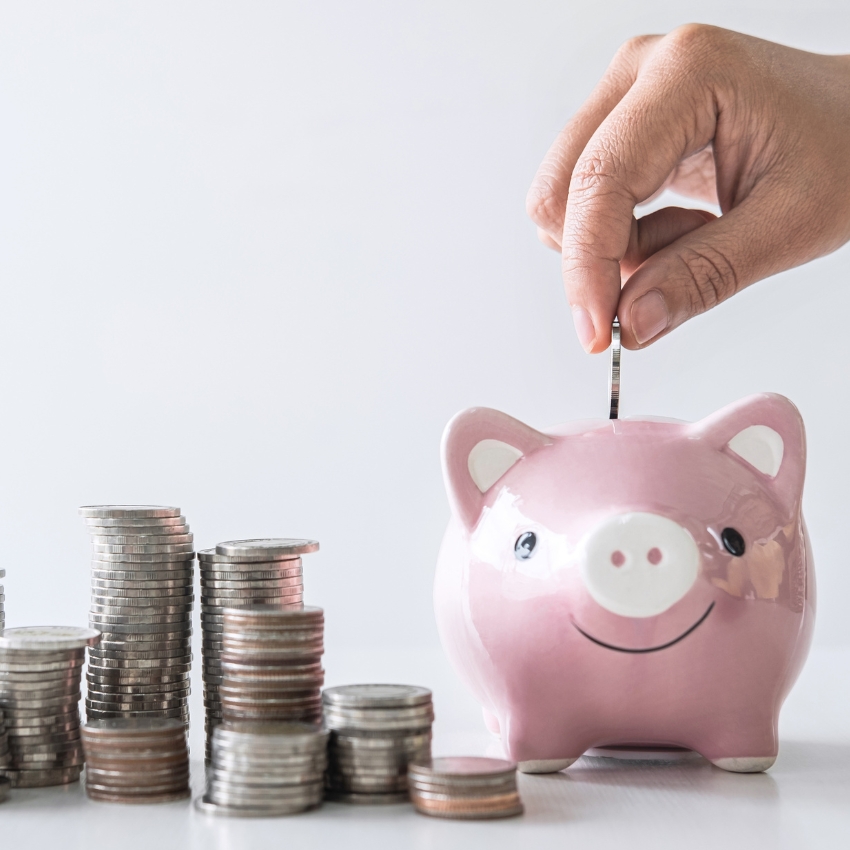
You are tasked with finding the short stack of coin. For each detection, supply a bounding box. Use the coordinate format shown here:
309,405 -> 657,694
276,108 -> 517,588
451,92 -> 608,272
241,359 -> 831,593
196,721 -> 328,817
219,606 -> 324,728
323,684 -> 433,803
408,757 -> 523,819
81,506 -> 194,726
0,568 -> 5,630
81,718 -> 191,803
200,539 -> 318,760
0,626 -> 101,787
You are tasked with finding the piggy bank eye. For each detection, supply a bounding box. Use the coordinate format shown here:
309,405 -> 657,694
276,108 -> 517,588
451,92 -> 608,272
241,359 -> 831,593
514,531 -> 537,560
721,527 -> 745,557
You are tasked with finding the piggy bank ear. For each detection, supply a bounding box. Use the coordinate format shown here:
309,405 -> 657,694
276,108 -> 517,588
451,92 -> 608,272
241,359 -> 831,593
694,393 -> 806,516
441,407 -> 551,530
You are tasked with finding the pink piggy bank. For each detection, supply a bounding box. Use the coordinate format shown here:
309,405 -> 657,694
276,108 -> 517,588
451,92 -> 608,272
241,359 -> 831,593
435,394 -> 814,774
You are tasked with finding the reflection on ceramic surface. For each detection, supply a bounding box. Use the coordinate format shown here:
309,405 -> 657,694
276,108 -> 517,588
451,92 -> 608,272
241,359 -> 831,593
435,394 -> 814,773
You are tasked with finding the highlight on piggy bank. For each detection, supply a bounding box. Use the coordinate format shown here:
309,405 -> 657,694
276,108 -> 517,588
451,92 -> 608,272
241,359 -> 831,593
435,394 -> 814,774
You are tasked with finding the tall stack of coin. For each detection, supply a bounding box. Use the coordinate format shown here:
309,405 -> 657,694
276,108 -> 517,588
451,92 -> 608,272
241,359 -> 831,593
81,718 -> 191,803
199,538 -> 318,760
323,684 -> 433,803
196,721 -> 328,817
0,568 -> 5,630
0,626 -> 101,787
81,506 -> 194,726
408,757 -> 523,819
219,606 -> 324,727
0,708 -> 12,776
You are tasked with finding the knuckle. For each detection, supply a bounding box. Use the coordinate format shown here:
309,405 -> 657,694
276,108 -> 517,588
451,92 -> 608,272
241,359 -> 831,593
526,177 -> 566,231
615,34 -> 658,64
570,148 -> 623,197
676,243 -> 740,315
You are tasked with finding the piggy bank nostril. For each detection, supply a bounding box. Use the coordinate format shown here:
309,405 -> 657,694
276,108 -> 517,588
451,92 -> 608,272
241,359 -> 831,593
610,550 -> 625,568
647,547 -> 662,565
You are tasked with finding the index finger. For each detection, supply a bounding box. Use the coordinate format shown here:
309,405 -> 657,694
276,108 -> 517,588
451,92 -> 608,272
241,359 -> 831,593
561,50 -> 718,352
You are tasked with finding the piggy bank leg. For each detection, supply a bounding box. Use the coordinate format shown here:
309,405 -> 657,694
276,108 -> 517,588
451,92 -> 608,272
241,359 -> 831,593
517,758 -> 578,774
482,708 -> 501,739
505,714 -> 582,773
698,713 -> 778,773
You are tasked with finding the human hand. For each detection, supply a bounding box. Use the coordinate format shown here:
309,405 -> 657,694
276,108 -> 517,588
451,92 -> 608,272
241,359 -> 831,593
527,25 -> 850,352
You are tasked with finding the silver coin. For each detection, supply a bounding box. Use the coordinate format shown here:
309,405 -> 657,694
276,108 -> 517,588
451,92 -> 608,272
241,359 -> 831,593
90,541 -> 194,555
609,318 -> 621,419
91,570 -> 194,584
86,666 -> 191,682
88,531 -> 192,544
324,789 -> 409,805
86,707 -> 188,719
0,627 -> 101,651
194,795 -> 320,817
322,684 -> 432,710
92,577 -> 193,589
331,731 -> 432,750
90,600 -> 193,612
201,576 -> 303,590
91,552 -> 196,563
79,506 -> 182,519
0,659 -> 85,673
89,621 -> 192,635
215,539 -> 319,558
98,636 -> 191,650
200,566 -> 302,580
85,515 -> 187,527
92,588 -> 193,600
85,523 -> 189,536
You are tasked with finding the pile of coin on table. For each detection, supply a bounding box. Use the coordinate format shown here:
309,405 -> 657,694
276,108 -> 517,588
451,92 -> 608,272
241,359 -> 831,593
199,539 -> 316,761
0,626 -> 101,788
408,757 -> 524,819
81,506 -> 195,726
0,567 -> 5,631
323,685 -> 434,803
81,718 -> 191,803
197,721 -> 328,816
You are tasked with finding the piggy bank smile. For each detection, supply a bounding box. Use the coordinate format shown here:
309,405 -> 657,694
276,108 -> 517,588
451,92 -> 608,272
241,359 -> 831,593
435,394 -> 814,775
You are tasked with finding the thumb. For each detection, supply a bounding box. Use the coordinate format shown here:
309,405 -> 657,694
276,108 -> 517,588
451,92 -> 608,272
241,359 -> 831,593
618,197 -> 791,349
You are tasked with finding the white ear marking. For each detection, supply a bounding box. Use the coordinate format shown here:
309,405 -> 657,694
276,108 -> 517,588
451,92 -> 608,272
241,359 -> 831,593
728,425 -> 784,477
468,439 -> 523,493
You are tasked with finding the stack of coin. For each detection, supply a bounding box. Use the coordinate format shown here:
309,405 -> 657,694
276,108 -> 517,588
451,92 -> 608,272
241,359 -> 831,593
408,757 -> 523,819
0,626 -> 101,787
0,774 -> 9,803
81,506 -> 194,726
0,568 -> 5,630
219,606 -> 324,728
200,538 -> 318,760
196,721 -> 328,817
0,708 -> 12,776
81,718 -> 191,803
323,684 -> 433,803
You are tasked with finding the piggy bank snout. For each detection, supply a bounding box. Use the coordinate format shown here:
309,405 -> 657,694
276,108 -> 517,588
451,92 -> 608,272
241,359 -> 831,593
580,512 -> 700,618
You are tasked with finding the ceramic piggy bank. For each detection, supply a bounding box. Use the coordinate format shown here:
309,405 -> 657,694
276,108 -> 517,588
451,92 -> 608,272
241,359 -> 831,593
435,394 -> 814,773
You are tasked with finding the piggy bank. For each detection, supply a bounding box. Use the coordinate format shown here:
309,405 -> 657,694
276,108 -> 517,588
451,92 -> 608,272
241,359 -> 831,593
435,394 -> 814,773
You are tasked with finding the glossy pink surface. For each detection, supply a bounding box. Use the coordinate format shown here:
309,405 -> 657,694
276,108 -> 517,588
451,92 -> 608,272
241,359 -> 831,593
435,394 -> 815,768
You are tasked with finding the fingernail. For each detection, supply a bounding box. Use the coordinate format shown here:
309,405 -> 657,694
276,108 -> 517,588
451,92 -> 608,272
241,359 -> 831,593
630,290 -> 669,345
571,306 -> 596,353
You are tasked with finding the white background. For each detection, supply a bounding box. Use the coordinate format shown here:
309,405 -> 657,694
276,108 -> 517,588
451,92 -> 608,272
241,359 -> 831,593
1,2 -> 849,848
2,0 -> 849,650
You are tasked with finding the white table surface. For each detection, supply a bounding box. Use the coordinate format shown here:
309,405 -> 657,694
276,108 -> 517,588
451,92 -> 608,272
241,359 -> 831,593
3,645 -> 848,850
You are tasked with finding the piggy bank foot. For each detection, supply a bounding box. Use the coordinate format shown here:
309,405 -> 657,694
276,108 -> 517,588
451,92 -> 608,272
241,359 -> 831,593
517,758 -> 578,774
710,756 -> 776,773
